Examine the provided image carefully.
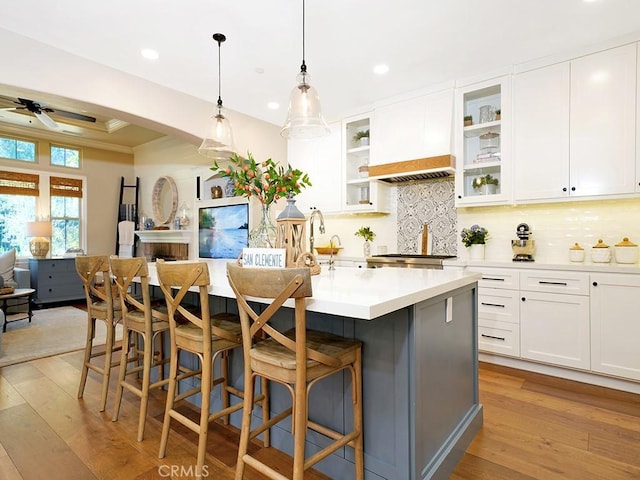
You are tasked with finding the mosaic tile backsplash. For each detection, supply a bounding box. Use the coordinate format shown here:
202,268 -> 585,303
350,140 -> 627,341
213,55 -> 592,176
396,178 -> 458,255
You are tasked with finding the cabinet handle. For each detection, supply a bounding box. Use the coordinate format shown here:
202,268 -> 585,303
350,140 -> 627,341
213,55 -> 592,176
592,281 -> 598,287
481,333 -> 506,341
538,281 -> 567,286
571,186 -> 576,191
562,187 -> 567,192
481,302 -> 505,308
521,297 -> 526,302
483,277 -> 505,282
457,195 -> 462,199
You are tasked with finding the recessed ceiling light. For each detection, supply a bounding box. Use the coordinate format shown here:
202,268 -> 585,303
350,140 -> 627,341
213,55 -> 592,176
374,64 -> 389,75
255,67 -> 265,74
267,102 -> 280,110
141,48 -> 159,60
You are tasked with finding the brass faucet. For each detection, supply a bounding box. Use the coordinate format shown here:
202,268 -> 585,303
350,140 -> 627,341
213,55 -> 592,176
328,234 -> 342,271
309,209 -> 325,253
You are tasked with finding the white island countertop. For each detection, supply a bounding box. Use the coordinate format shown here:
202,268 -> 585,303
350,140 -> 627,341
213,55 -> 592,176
147,259 -> 481,320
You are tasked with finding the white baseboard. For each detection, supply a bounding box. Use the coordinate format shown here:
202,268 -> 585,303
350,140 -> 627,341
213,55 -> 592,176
479,352 -> 640,395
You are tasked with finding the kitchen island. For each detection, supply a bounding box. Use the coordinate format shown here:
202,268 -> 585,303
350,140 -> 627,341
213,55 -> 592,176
147,260 -> 482,480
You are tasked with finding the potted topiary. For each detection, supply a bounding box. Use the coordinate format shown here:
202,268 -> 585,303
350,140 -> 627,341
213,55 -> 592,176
464,115 -> 473,126
353,129 -> 370,147
355,226 -> 375,257
472,174 -> 499,195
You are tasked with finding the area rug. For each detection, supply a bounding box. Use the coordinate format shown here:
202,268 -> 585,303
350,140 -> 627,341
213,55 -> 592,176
0,306 -> 123,367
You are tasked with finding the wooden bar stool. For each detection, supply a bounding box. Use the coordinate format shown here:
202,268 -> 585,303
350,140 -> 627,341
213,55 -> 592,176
227,263 -> 364,480
75,255 -> 122,412
109,256 -> 171,441
156,260 -> 269,478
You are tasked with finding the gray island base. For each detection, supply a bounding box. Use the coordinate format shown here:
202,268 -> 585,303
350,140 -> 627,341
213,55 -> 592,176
147,261 -> 483,479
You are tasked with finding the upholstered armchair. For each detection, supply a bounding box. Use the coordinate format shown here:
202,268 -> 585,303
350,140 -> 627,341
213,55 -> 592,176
0,250 -> 31,313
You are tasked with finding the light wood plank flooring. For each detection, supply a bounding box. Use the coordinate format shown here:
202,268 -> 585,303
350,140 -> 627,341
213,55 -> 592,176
1,351 -> 639,479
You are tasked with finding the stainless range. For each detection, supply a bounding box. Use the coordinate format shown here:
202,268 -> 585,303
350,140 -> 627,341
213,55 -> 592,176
366,254 -> 457,269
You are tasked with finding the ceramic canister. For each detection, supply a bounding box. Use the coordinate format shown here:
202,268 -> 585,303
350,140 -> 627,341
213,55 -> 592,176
569,242 -> 585,262
614,237 -> 639,264
591,239 -> 611,263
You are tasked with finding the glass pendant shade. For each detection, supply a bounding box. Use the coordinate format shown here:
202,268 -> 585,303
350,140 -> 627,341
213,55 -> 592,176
198,104 -> 235,160
199,32 -> 236,160
281,70 -> 330,140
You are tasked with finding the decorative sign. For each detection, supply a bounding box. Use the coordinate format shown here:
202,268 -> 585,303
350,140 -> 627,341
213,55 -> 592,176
242,248 -> 286,269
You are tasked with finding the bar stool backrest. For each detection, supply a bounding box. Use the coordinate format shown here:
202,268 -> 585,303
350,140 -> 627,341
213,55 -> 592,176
109,256 -> 165,322
156,260 -> 239,345
75,255 -> 114,308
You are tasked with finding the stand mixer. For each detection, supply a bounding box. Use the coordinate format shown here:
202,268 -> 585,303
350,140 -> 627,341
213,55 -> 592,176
512,223 -> 535,262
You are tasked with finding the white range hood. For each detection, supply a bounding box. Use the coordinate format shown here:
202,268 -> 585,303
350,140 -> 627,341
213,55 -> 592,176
368,155 -> 456,183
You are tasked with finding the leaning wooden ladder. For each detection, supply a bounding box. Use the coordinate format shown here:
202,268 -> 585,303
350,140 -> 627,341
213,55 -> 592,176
115,176 -> 139,256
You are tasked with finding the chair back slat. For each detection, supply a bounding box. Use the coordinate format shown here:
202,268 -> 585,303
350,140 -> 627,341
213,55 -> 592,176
227,263 -> 339,368
75,255 -> 113,305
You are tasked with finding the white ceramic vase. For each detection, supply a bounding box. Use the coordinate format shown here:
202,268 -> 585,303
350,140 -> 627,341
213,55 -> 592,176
468,243 -> 485,261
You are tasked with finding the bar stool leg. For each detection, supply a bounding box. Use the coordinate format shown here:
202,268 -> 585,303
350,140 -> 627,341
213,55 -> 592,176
137,331 -> 153,441
261,376 -> 270,447
234,373 -> 255,480
159,348 -> 179,459
196,352 -> 212,478
111,327 -> 132,423
99,321 -> 116,412
292,379 -> 307,480
78,316 -> 96,399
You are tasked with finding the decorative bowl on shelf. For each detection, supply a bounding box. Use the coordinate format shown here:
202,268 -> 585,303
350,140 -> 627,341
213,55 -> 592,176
315,246 -> 343,255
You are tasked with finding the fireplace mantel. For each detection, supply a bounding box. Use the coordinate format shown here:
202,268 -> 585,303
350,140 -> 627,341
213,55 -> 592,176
135,230 -> 192,244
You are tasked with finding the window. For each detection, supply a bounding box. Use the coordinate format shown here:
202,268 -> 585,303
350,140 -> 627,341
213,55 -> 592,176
51,145 -> 81,168
0,171 -> 39,255
0,170 -> 85,257
0,136 -> 36,162
50,176 -> 83,256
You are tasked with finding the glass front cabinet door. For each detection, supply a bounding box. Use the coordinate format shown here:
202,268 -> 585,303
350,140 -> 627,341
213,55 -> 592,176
455,75 -> 512,206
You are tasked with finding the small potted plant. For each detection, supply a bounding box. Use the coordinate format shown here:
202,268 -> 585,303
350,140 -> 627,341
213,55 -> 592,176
472,174 -> 499,195
460,224 -> 489,261
355,226 -> 375,257
495,109 -> 501,121
353,129 -> 370,147
464,115 -> 473,127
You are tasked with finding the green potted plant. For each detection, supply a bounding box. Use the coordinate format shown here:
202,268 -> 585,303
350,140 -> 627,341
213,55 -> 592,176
460,224 -> 489,260
472,174 -> 499,195
353,129 -> 370,147
464,115 -> 473,126
355,226 -> 375,257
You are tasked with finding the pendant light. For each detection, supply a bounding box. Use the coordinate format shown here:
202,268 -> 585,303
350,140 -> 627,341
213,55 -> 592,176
281,0 -> 330,140
199,33 -> 236,159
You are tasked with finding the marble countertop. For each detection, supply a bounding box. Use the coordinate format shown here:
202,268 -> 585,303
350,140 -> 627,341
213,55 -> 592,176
445,258 -> 640,274
147,259 -> 481,320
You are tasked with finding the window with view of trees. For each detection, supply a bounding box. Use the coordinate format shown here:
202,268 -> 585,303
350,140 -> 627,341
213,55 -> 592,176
0,136 -> 36,162
0,170 -> 84,256
50,176 -> 82,255
51,145 -> 80,168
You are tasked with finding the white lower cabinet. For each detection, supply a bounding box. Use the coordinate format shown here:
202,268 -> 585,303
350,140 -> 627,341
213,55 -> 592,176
590,273 -> 640,381
520,290 -> 590,370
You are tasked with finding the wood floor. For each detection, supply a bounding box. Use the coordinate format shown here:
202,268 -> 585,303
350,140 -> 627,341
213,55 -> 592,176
1,351 -> 639,480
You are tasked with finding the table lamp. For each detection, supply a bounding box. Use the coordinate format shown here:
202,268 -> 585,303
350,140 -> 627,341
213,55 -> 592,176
26,221 -> 52,258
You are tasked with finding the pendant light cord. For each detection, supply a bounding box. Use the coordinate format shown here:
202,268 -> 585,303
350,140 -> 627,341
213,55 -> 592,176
213,33 -> 226,108
300,0 -> 307,72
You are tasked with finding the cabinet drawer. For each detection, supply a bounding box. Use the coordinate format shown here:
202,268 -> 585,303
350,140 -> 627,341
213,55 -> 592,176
478,287 -> 519,324
520,270 -> 589,295
479,320 -> 520,357
35,259 -> 77,274
468,267 -> 519,290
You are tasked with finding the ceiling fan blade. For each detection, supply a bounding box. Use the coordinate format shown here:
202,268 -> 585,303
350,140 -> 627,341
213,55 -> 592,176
34,111 -> 59,129
51,109 -> 96,123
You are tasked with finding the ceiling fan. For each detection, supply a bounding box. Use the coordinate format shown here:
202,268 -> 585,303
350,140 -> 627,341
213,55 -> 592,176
0,97 -> 97,130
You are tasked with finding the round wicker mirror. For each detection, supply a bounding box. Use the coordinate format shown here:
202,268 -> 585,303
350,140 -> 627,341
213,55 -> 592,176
152,176 -> 178,225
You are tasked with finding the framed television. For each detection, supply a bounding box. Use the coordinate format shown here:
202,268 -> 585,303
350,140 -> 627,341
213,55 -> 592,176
197,197 -> 250,259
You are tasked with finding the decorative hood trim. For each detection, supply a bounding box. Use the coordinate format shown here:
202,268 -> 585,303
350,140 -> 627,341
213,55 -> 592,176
368,155 -> 455,183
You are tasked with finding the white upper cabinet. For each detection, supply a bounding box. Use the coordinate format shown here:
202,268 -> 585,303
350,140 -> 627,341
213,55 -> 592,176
570,43 -> 637,197
455,75 -> 512,206
513,62 -> 571,201
370,88 -> 454,166
287,121 -> 342,215
514,43 -> 637,201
